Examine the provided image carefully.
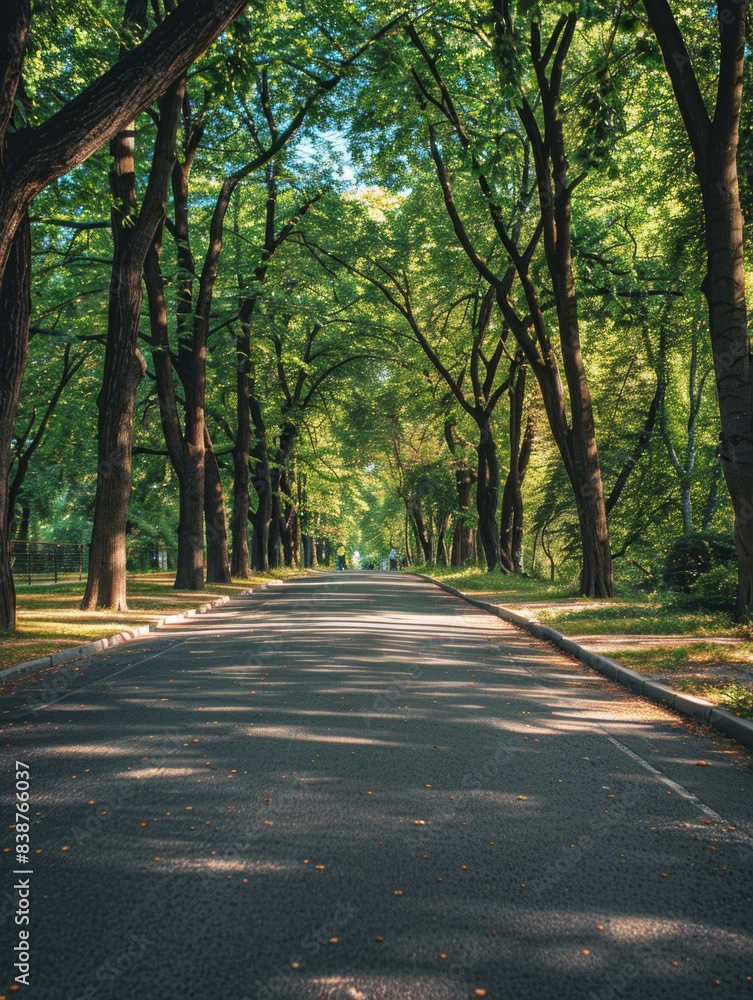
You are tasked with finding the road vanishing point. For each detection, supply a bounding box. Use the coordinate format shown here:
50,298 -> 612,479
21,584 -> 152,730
1,572 -> 752,1000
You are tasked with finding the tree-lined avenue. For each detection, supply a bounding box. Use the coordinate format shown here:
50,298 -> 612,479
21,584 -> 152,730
1,573 -> 752,998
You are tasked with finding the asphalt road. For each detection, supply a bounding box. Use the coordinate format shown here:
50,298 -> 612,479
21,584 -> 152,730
1,572 -> 752,1000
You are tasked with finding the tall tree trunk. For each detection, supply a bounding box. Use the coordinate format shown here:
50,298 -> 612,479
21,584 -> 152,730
82,252 -> 146,611
250,469 -> 271,571
534,18 -> 613,597
643,0 -> 752,615
500,365 -> 529,573
84,75 -> 183,610
513,415 -> 535,569
704,174 -> 753,612
278,467 -> 299,568
436,513 -> 452,566
170,146 -> 205,590
0,212 -> 30,631
444,418 -> 475,567
204,427 -> 230,584
174,434 -> 204,589
301,535 -> 315,568
15,503 -> 30,542
450,471 -> 475,566
409,504 -> 433,563
268,489 -> 282,569
476,418 -> 501,571
82,112 -> 146,612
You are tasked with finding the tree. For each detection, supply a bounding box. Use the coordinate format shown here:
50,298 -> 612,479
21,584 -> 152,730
0,0 -> 248,629
402,7 -> 615,594
641,0 -> 753,616
82,8 -> 187,610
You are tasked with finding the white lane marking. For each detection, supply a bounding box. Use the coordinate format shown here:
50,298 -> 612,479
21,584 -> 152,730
509,634 -> 753,845
607,734 -> 753,848
605,735 -> 723,820
26,639 -> 193,712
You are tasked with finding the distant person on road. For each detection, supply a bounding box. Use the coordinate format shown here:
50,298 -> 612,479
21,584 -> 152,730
389,547 -> 397,571
336,543 -> 346,571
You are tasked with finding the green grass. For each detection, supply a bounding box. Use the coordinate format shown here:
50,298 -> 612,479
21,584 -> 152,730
0,570 -> 307,672
425,566 -> 576,602
601,642 -> 753,674
424,566 -> 743,637
535,603 -> 741,637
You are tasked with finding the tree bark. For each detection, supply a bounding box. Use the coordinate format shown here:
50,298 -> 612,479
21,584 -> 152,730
527,16 -> 613,596
450,471 -> 475,567
268,490 -> 282,569
301,534 -> 315,568
82,252 -> 147,611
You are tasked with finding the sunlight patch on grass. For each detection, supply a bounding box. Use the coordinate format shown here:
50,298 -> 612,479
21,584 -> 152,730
600,643 -> 753,674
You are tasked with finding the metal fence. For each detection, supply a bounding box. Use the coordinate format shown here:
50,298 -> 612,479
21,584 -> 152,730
10,541 -> 87,584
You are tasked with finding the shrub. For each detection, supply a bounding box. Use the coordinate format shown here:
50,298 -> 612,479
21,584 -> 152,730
663,533 -> 736,593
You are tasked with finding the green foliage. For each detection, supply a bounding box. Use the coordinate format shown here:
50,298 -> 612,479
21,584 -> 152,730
663,534 -> 736,594
8,0 -> 748,616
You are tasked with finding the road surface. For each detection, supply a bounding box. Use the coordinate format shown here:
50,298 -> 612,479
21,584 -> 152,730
1,572 -> 752,999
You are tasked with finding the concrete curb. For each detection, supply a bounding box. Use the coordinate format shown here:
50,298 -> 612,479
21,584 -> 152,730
420,574 -> 753,752
0,590 -> 251,685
